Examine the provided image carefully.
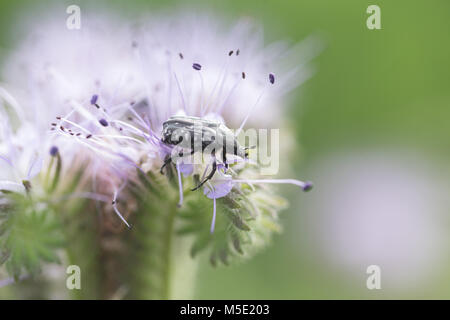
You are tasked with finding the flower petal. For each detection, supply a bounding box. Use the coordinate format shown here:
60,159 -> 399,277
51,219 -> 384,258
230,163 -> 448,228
0,180 -> 25,193
204,180 -> 233,199
179,163 -> 194,176
27,156 -> 43,180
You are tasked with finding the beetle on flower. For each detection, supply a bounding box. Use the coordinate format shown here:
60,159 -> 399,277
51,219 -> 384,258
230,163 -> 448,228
0,10 -> 319,277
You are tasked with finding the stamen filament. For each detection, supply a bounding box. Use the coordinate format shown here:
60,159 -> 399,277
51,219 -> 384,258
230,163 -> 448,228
59,118 -> 91,134
211,196 -> 217,234
93,134 -> 145,145
176,161 -> 183,208
207,181 -> 217,234
174,72 -> 188,113
109,120 -> 151,138
113,188 -> 131,228
217,79 -> 241,114
235,84 -> 268,136
232,178 -> 313,191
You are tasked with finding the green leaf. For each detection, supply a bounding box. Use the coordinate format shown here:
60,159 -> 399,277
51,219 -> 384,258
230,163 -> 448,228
0,193 -> 64,278
177,172 -> 287,266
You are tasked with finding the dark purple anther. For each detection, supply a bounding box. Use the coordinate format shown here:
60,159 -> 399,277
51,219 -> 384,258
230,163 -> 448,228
192,63 -> 202,71
236,49 -> 240,56
99,118 -> 109,127
269,73 -> 275,84
302,181 -> 313,192
90,94 -> 98,105
49,146 -> 59,157
228,50 -> 234,56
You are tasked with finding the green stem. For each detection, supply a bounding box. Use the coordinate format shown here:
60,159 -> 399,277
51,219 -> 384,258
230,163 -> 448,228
127,174 -> 198,300
50,153 -> 62,193
63,200 -> 102,299
161,204 -> 177,299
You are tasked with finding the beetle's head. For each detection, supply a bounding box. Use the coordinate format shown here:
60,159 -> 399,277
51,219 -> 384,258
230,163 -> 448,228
244,145 -> 256,158
161,127 -> 172,144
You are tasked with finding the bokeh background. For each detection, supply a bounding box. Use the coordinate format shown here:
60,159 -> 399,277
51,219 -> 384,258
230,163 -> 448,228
0,0 -> 449,299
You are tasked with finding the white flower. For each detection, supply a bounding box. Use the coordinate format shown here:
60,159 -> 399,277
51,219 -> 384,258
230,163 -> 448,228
130,13 -> 317,129
2,10 -> 316,228
130,13 -> 315,231
0,86 -> 44,192
64,12 -> 317,166
0,11 -> 146,198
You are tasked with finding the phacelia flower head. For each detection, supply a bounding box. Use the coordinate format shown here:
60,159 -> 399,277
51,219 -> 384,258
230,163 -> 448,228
0,90 -> 43,193
47,12 -> 315,258
1,10 -> 149,219
1,9 -> 316,265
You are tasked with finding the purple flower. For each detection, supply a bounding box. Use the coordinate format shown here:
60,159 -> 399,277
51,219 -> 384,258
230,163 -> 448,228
203,179 -> 233,199
178,163 -> 194,175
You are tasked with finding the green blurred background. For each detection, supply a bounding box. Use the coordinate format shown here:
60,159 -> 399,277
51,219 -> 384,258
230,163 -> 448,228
0,0 -> 449,299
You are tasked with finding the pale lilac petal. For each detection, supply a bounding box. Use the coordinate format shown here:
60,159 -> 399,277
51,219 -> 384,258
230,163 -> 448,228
27,156 -> 43,180
0,180 -> 25,192
204,180 -> 233,199
0,154 -> 13,167
179,163 -> 194,176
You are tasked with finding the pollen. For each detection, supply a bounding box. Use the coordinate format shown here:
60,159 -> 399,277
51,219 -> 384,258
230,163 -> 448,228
99,118 -> 109,127
192,63 -> 202,71
302,181 -> 314,192
269,73 -> 275,84
90,94 -> 99,105
49,146 -> 59,156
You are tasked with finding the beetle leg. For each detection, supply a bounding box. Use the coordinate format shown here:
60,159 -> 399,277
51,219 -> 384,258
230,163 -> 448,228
222,148 -> 228,169
192,158 -> 217,191
160,155 -> 173,174
160,149 -> 195,174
